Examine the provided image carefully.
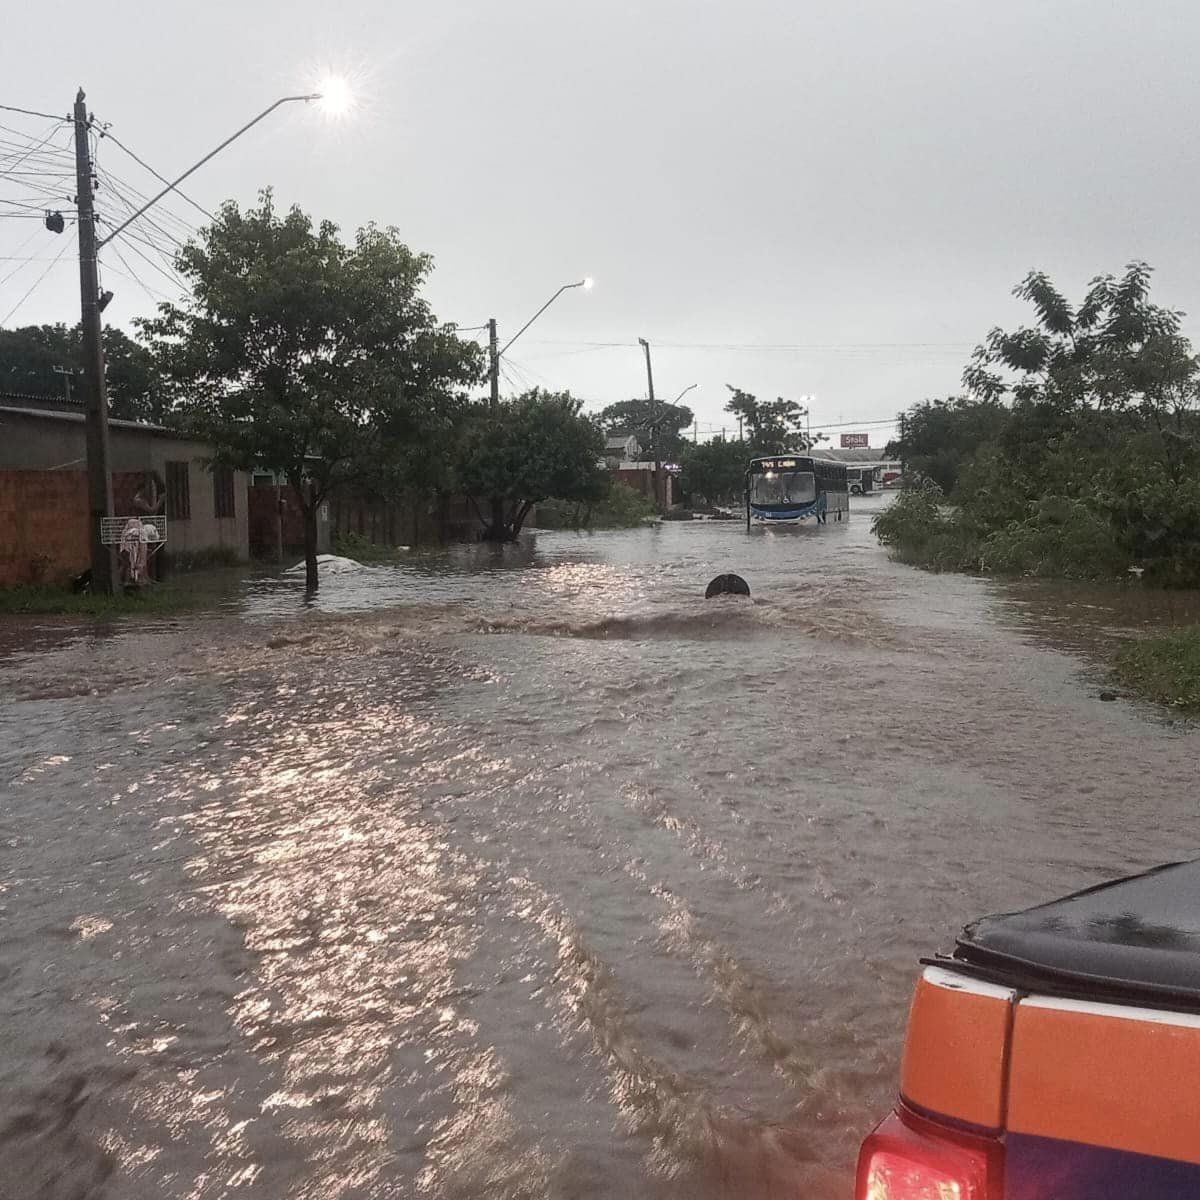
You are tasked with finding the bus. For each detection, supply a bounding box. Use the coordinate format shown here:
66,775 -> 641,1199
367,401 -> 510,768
846,466 -> 875,496
744,454 -> 850,529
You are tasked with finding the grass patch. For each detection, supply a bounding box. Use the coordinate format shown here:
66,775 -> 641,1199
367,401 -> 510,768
333,531 -> 410,564
0,580 -> 210,617
1113,626 -> 1200,713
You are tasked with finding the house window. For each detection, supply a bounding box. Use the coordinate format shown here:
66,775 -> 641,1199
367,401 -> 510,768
165,461 -> 190,520
213,464 -> 236,519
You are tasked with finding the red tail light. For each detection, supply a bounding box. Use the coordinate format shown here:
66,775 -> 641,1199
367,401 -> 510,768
856,1111 -> 998,1200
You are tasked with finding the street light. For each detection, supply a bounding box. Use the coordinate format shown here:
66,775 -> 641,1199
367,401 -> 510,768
488,277 -> 592,406
97,93 -> 326,249
498,277 -> 592,357
76,87 -> 341,592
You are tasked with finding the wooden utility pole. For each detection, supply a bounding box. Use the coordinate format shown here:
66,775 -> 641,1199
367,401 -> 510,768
52,365 -> 79,403
73,88 -> 116,593
638,337 -> 661,507
488,318 -> 499,409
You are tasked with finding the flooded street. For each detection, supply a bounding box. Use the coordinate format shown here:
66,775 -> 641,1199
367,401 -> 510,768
1,508 -> 1197,1200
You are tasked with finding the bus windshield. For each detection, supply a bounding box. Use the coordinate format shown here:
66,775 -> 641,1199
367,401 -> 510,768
750,470 -> 816,506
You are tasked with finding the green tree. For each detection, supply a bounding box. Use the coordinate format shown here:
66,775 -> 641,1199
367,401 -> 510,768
458,389 -> 608,541
141,191 -> 481,590
679,437 -> 746,505
879,263 -> 1200,585
886,396 -> 1010,494
724,387 -> 823,454
598,398 -> 694,463
0,322 -> 162,421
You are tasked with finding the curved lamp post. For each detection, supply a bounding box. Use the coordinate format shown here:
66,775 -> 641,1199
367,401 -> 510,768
488,277 -> 592,406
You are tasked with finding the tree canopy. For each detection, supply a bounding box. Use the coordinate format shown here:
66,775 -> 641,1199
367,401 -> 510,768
0,323 -> 162,422
140,190 -> 482,588
598,398 -> 694,462
880,263 -> 1200,585
457,389 -> 608,541
724,387 -> 823,454
679,438 -> 746,505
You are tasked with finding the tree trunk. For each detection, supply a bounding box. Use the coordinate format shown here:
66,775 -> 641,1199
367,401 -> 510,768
486,495 -> 507,541
303,501 -> 319,592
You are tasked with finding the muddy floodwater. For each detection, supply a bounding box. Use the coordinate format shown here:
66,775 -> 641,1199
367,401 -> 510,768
2,508 -> 1197,1199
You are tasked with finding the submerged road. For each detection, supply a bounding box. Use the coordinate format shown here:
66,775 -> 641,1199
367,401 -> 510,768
1,511 -> 1196,1198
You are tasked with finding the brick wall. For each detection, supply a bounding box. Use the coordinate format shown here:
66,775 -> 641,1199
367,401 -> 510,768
0,469 -> 150,586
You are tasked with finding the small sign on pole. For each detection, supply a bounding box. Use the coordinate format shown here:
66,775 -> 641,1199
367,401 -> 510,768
841,432 -> 869,448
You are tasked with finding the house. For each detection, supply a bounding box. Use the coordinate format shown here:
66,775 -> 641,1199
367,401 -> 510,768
0,393 -> 251,585
604,433 -> 641,466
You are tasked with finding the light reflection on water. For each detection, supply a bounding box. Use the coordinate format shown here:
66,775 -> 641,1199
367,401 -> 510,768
0,514 -> 1197,1199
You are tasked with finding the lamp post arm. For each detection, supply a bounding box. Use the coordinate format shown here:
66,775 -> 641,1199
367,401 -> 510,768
499,280 -> 585,358
97,94 -> 320,248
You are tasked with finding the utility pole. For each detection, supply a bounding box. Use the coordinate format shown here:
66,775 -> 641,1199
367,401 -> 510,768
638,337 -> 661,507
737,415 -> 744,443
488,317 -> 499,410
52,364 -> 80,404
74,88 -> 116,593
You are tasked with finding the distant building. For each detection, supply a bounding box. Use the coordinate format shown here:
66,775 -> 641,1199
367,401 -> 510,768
604,433 -> 641,465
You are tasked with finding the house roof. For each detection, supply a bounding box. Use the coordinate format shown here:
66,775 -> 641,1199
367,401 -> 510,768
0,403 -> 173,435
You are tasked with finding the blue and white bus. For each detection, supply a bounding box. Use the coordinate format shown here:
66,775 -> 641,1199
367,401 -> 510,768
744,454 -> 850,529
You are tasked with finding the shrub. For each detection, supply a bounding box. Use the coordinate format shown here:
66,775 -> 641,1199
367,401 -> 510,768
535,481 -> 657,530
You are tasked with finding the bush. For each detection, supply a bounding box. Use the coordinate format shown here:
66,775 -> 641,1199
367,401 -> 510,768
535,481 -> 657,530
871,480 -> 983,572
978,498 -> 1129,579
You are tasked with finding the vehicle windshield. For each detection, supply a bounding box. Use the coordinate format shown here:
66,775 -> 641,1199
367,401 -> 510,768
750,470 -> 816,506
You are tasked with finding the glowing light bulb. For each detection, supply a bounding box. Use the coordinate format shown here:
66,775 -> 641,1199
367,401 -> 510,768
316,76 -> 355,116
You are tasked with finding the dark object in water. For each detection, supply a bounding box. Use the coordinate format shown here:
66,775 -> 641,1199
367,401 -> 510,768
705,573 -> 750,598
70,569 -> 92,594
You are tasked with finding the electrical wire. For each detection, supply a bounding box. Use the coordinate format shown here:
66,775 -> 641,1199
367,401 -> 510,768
96,170 -> 193,254
101,248 -> 172,304
519,338 -> 974,352
103,228 -> 188,297
98,129 -> 214,222
0,121 -> 67,179
0,102 -> 69,123
0,240 -> 69,323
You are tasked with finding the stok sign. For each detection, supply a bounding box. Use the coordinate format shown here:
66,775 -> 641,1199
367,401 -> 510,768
840,432 -> 869,448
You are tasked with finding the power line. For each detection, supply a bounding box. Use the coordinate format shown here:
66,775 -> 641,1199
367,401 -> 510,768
0,240 -> 69,324
96,171 -> 193,254
0,121 -> 67,180
0,102 -> 69,124
104,228 -> 188,297
98,129 -> 214,222
102,248 -> 172,304
519,338 -> 973,352
94,162 -> 200,237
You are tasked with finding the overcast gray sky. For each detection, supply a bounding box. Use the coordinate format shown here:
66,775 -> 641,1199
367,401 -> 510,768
5,0 -> 1200,445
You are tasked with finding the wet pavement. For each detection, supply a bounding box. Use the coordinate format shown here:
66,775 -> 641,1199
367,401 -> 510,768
1,506 -> 1197,1198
